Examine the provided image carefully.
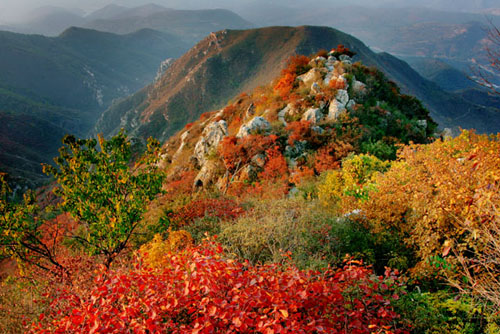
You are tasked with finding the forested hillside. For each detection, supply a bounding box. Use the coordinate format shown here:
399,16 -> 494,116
1,46 -> 499,333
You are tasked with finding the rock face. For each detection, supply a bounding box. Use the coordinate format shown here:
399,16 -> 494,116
328,100 -> 347,121
297,68 -> 324,87
173,130 -> 190,160
302,108 -> 323,124
154,58 -> 175,83
236,116 -> 271,138
193,120 -> 228,167
336,89 -> 349,106
192,119 -> 228,188
245,103 -> 255,119
352,80 -> 366,95
327,89 -> 352,121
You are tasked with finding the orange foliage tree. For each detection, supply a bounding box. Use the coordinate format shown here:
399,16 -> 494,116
355,130 -> 500,277
274,55 -> 310,100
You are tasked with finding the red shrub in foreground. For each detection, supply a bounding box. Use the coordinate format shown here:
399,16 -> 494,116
31,241 -> 408,334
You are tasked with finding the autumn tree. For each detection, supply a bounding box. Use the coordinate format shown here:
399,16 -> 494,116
43,130 -> 165,268
354,131 -> 500,278
0,174 -> 66,276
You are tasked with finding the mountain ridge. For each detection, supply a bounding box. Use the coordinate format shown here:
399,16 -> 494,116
94,25 -> 500,143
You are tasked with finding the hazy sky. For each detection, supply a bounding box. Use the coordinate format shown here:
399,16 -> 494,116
0,0 -> 497,23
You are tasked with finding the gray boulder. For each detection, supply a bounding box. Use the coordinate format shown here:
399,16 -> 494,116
193,120 -> 228,166
297,68 -> 324,87
327,99 -> 347,121
236,116 -> 271,138
302,108 -> 323,124
336,89 -> 350,106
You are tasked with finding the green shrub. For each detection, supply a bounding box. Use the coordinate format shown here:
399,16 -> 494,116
394,290 -> 497,334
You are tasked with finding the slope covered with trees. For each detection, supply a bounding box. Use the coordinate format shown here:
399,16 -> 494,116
1,47 -> 499,333
0,27 -> 188,186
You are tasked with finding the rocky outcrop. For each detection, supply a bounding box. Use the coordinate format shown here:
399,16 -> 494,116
352,79 -> 366,95
336,89 -> 349,106
236,116 -> 271,138
297,68 -> 324,87
194,160 -> 220,188
192,119 -> 228,188
154,58 -> 175,83
302,108 -> 323,124
173,130 -> 190,161
245,103 -> 256,119
328,100 -> 347,121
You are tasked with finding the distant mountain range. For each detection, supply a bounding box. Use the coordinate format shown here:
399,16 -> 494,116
94,26 -> 500,146
1,4 -> 253,42
82,8 -> 254,44
237,5 -> 500,86
0,27 -> 188,186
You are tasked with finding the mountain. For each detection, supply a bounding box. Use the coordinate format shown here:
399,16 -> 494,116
404,58 -> 479,92
94,26 -> 500,144
159,43 -> 436,191
0,27 -> 189,186
83,8 -> 253,44
237,5 -> 500,84
3,6 -> 86,36
84,4 -> 130,21
402,57 -> 500,116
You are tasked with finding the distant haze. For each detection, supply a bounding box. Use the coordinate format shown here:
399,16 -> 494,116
1,0 -> 498,23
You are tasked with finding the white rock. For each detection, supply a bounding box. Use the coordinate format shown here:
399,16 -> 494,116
352,80 -> 366,95
417,120 -> 427,128
193,120 -> 228,166
297,68 -> 324,87
246,103 -> 255,118
173,130 -> 190,160
339,54 -> 352,62
251,153 -> 266,168
336,89 -> 349,106
328,100 -> 347,121
309,56 -> 326,67
236,116 -> 271,138
194,160 -> 218,188
324,72 -> 334,86
278,107 -> 288,126
302,108 -> 323,124
311,125 -> 324,134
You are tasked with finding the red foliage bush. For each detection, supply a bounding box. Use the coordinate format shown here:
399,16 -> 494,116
219,135 -> 279,172
169,198 -> 244,227
31,241 -> 408,334
259,146 -> 288,181
313,141 -> 353,174
286,121 -> 314,146
289,166 -> 315,185
274,73 -> 296,100
274,55 -> 311,100
164,171 -> 197,199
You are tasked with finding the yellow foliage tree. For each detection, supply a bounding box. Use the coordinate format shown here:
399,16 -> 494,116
318,154 -> 389,210
357,130 -> 500,278
139,229 -> 193,268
